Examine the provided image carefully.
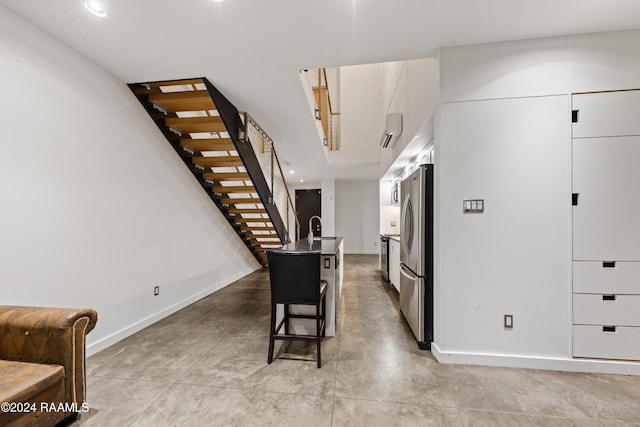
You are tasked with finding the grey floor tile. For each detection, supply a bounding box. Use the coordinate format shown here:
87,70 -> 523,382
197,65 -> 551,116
73,376 -> 171,427
129,383 -> 333,427
179,334 -> 338,396
70,254 -> 640,426
332,397 -> 450,426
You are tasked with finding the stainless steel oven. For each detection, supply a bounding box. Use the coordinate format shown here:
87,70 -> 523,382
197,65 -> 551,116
380,235 -> 389,281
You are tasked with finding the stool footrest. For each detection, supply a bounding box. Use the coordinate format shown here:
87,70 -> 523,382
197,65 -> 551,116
273,333 -> 322,342
274,317 -> 325,336
286,313 -> 321,320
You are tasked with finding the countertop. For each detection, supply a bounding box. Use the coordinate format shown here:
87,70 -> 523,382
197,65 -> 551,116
268,237 -> 343,255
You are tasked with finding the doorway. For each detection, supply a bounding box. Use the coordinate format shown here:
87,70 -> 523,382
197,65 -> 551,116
296,189 -> 321,239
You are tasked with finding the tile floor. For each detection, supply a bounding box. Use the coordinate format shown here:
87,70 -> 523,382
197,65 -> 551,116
75,255 -> 640,426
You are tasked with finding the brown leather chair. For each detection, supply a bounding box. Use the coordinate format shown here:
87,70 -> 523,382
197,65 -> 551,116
0,305 -> 97,427
266,250 -> 327,368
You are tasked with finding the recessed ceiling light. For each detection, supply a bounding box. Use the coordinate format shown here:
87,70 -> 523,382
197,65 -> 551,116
84,1 -> 107,17
289,170 -> 294,174
300,179 -> 304,183
213,0 -> 224,2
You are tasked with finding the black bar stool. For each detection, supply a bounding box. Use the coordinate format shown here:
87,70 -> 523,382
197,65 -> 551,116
266,250 -> 327,368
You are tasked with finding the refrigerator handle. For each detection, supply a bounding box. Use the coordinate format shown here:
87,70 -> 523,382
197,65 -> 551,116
400,194 -> 412,253
400,264 -> 417,280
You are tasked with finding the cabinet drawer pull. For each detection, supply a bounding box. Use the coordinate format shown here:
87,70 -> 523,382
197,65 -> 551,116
602,325 -> 617,333
603,261 -> 616,268
602,294 -> 616,301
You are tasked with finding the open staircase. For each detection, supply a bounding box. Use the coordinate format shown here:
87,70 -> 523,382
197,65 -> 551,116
128,78 -> 293,266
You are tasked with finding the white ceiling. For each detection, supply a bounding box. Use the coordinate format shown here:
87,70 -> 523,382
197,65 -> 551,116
2,0 -> 640,182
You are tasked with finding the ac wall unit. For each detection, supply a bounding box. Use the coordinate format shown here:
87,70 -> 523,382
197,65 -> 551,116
380,112 -> 403,149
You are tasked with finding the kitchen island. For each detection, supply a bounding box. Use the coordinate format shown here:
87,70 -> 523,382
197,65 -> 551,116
270,237 -> 344,337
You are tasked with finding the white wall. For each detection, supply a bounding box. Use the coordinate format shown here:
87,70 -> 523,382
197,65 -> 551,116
321,178 -> 336,236
440,29 -> 640,103
334,64 -> 383,165
336,181 -> 379,254
0,7 -> 260,355
435,29 -> 640,373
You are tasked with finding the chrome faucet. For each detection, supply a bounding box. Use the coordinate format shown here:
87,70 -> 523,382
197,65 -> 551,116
308,215 -> 322,241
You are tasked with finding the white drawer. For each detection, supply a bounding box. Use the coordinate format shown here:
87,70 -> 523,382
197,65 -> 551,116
573,261 -> 640,294
573,293 -> 640,327
573,325 -> 640,361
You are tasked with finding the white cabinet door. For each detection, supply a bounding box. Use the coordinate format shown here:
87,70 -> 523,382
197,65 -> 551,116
573,90 -> 640,138
389,239 -> 400,291
572,136 -> 640,260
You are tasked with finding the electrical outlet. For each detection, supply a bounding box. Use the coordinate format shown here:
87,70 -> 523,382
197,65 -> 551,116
154,286 -> 160,296
391,221 -> 396,226
504,314 -> 513,329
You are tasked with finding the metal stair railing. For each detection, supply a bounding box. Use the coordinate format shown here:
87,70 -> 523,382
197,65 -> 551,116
242,113 -> 300,242
201,78 -> 298,244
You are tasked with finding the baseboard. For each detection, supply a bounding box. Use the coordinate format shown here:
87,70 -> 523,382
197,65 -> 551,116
86,267 -> 257,356
431,342 -> 640,376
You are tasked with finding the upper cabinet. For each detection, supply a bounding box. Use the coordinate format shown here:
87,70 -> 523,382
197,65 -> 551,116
572,91 -> 640,139
379,57 -> 439,176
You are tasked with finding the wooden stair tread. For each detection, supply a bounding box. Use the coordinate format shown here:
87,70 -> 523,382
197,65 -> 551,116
233,217 -> 270,223
212,185 -> 255,193
220,197 -> 261,205
193,156 -> 243,168
181,138 -> 235,152
148,79 -> 204,88
204,172 -> 250,181
149,90 -> 215,112
228,208 -> 267,214
246,233 -> 279,238
166,116 -> 226,134
251,240 -> 282,247
240,226 -> 275,231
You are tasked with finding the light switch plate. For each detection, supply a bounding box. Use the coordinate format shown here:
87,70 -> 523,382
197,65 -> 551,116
463,199 -> 484,213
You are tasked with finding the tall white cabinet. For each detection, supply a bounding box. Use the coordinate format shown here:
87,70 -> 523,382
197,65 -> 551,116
572,89 -> 640,361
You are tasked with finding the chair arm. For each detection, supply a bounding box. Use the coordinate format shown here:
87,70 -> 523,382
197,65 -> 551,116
0,305 -> 97,405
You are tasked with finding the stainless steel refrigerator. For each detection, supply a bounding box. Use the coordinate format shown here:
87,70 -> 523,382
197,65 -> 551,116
399,164 -> 434,349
